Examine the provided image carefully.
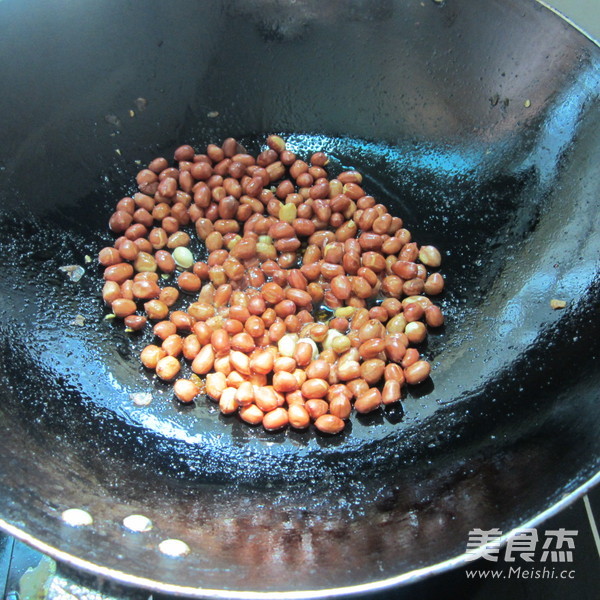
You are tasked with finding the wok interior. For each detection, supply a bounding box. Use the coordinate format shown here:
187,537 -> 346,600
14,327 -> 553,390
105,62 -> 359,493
0,0 -> 598,594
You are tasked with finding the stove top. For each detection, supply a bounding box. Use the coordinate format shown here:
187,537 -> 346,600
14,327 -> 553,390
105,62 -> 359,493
1,484 -> 598,600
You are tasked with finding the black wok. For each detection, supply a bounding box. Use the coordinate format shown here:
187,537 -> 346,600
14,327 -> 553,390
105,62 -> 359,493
0,0 -> 598,597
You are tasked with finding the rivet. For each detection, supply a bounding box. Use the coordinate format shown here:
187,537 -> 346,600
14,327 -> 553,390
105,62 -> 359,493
123,514 -> 153,533
158,539 -> 190,557
61,508 -> 93,527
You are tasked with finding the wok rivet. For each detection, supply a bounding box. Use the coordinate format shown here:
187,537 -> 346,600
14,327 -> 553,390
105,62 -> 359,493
123,514 -> 153,533
158,539 -> 190,557
61,508 -> 93,527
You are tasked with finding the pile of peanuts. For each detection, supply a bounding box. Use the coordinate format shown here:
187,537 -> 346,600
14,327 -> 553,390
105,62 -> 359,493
99,135 -> 445,434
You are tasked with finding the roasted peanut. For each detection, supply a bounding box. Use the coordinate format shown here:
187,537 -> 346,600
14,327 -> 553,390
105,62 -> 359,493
124,314 -> 147,331
105,134 -> 448,436
288,404 -> 311,429
155,356 -> 181,381
104,263 -> 134,284
102,281 -> 122,305
301,378 -> 329,399
354,388 -> 382,413
254,386 -> 279,412
424,273 -> 445,295
425,305 -> 445,327
404,360 -> 431,385
99,247 -> 122,266
144,299 -> 169,320
162,334 -> 183,357
140,345 -> 166,369
329,395 -> 352,420
205,372 -> 227,400
382,380 -> 401,405
191,344 -> 215,374
263,407 -> 289,431
273,371 -> 299,393
418,245 -> 442,267
174,379 -> 199,403
360,359 -> 386,385
240,404 -> 264,424
405,321 -> 427,344
314,414 -> 345,434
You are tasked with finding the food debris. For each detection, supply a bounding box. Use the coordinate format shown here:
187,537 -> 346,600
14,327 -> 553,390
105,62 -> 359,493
207,111 -> 219,118
71,314 -> 86,327
188,374 -> 206,395
59,264 -> 85,282
104,313 -> 116,320
104,113 -> 122,127
134,97 -> 148,112
19,555 -> 56,600
130,392 -> 153,406
84,255 -> 92,264
129,110 -> 135,118
524,99 -> 531,108
115,148 -> 122,156
550,299 -> 567,310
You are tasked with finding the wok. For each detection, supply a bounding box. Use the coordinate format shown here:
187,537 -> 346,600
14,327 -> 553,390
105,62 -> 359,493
0,0 -> 598,597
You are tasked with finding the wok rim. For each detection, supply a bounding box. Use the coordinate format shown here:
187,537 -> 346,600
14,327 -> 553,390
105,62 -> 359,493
1,472 -> 598,599
536,0 -> 600,47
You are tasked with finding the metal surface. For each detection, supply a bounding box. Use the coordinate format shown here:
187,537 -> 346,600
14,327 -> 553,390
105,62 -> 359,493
1,484 -> 599,600
0,0 -> 598,597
